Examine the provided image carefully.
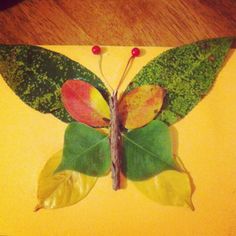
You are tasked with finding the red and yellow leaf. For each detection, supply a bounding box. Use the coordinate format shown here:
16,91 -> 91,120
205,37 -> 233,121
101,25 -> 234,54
118,85 -> 165,129
61,80 -> 110,127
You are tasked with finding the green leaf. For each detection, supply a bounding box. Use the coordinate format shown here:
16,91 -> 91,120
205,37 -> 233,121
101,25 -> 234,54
0,45 -> 108,123
126,37 -> 233,125
56,122 -> 111,176
122,120 -> 176,181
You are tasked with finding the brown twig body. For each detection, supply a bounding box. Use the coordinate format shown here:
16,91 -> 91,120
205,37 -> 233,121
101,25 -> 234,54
109,91 -> 122,190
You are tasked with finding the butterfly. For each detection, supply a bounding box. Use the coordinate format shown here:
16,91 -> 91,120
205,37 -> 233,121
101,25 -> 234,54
0,37 -> 233,210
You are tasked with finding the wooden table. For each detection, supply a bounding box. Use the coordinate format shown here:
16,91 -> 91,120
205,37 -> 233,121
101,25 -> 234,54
0,0 -> 236,46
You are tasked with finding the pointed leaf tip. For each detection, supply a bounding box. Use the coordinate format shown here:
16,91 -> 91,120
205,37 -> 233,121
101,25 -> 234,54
34,204 -> 43,212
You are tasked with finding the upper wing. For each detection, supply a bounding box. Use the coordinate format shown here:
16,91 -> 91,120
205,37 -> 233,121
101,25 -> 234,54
125,37 -> 234,125
0,45 -> 109,123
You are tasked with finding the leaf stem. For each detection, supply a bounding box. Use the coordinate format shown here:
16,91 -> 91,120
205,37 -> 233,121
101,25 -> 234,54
109,91 -> 122,190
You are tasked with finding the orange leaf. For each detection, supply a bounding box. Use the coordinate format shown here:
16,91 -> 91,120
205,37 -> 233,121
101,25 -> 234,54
61,80 -> 110,127
118,85 -> 165,129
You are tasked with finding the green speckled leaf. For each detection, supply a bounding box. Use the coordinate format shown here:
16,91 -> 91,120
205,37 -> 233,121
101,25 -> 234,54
126,37 -> 233,125
0,45 -> 108,123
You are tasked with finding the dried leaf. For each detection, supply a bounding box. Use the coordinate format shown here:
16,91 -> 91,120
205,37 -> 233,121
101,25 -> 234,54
36,151 -> 97,210
62,80 -> 110,127
56,122 -> 111,176
122,120 -> 175,180
134,170 -> 193,208
119,85 -> 165,129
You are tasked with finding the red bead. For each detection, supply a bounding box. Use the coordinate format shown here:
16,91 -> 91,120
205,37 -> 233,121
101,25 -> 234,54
92,45 -> 101,55
131,47 -> 140,57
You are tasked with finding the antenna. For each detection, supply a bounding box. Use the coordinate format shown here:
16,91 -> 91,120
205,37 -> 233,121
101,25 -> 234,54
92,45 -> 114,92
116,47 -> 141,92
92,46 -> 141,93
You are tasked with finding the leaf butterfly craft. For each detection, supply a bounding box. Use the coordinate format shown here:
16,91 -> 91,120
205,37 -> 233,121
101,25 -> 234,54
0,38 -> 233,210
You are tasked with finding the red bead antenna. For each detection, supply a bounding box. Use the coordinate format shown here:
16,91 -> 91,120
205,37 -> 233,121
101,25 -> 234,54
131,47 -> 141,57
91,45 -> 113,92
92,45 -> 101,55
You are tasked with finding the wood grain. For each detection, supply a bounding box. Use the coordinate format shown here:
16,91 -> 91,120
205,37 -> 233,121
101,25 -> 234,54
0,0 -> 236,46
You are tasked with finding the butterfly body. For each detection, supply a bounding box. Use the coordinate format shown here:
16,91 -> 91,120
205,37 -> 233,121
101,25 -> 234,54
109,91 -> 122,190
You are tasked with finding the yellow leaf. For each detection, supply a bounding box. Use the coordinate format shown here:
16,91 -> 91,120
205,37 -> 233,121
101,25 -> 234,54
118,85 -> 165,129
134,170 -> 193,208
35,151 -> 97,210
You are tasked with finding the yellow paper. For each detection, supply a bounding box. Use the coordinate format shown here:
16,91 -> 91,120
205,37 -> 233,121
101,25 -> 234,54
0,46 -> 236,236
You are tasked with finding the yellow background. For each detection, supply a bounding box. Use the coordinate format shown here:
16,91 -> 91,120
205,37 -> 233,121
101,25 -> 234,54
0,46 -> 236,236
